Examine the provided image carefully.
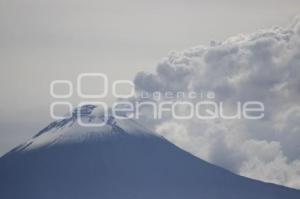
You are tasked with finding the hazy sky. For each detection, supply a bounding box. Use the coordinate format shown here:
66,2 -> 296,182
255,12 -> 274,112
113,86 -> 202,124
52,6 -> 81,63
0,0 -> 300,155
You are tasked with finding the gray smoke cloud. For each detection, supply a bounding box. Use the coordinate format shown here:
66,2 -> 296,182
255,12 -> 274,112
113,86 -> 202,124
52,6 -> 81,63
133,16 -> 300,188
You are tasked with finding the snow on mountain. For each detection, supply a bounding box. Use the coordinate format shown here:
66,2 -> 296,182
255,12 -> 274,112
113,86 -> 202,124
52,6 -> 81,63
0,105 -> 299,199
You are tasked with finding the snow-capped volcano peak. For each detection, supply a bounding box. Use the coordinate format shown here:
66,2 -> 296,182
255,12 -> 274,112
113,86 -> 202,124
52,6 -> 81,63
36,104 -> 110,137
0,105 -> 300,199
9,105 -> 154,154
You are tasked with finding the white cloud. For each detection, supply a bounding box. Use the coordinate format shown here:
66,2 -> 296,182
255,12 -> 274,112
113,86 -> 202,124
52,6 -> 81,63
134,16 -> 300,188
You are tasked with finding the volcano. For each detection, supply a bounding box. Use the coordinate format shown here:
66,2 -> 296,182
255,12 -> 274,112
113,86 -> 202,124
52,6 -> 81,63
0,105 -> 299,199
